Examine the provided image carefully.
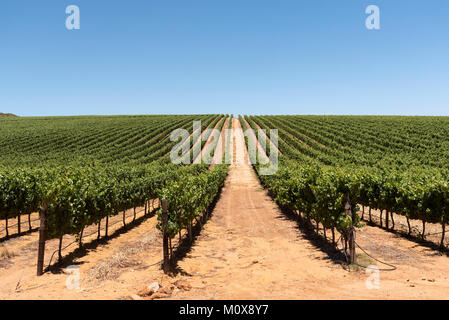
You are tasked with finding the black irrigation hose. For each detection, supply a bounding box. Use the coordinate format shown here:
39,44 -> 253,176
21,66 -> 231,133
339,237 -> 350,264
135,259 -> 164,270
354,240 -> 397,271
355,228 -> 420,262
421,229 -> 449,237
0,217 -> 40,234
47,239 -> 77,270
334,230 -> 396,271
363,212 -> 441,238
362,212 -> 449,250
46,207 -> 149,270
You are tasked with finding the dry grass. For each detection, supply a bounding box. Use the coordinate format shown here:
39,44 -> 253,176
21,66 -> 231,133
123,233 -> 159,255
88,232 -> 159,281
0,245 -> 16,259
88,252 -> 141,281
0,245 -> 16,269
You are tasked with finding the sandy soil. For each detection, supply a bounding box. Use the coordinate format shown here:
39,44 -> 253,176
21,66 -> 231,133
210,117 -> 230,166
358,207 -> 449,246
0,213 -> 40,241
2,118 -> 449,299
0,204 -> 166,299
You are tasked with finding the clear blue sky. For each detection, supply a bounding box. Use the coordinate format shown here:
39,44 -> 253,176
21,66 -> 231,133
1,0 -> 448,116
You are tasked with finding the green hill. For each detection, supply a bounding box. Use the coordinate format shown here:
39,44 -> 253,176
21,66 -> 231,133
0,113 -> 17,117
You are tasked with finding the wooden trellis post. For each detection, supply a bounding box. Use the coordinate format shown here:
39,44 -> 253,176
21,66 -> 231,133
161,200 -> 170,272
345,196 -> 356,264
105,215 -> 109,237
17,213 -> 21,235
37,202 -> 48,276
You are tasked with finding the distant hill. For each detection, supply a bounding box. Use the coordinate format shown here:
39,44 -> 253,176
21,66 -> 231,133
0,113 -> 17,117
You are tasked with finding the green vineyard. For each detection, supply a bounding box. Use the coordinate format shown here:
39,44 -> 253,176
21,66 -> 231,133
244,115 -> 449,248
0,115 -> 229,271
0,115 -> 222,167
2,114 -> 449,275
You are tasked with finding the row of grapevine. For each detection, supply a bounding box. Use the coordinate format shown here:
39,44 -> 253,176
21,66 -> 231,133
253,115 -> 449,169
256,161 -> 359,246
0,164 -> 209,239
157,165 -> 228,241
0,115 -> 224,168
0,114 -> 232,274
248,115 -> 449,248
